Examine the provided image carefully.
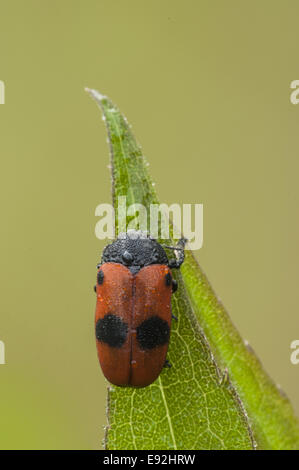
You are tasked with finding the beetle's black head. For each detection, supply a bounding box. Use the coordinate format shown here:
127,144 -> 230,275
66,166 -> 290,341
101,230 -> 168,274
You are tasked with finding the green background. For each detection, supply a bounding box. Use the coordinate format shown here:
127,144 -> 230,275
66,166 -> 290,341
0,0 -> 298,449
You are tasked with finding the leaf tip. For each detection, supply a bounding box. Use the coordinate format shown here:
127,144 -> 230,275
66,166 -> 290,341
85,87 -> 107,102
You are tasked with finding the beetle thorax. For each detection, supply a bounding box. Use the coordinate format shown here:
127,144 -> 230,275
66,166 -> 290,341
101,230 -> 168,274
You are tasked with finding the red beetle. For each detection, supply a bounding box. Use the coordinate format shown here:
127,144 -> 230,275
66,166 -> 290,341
94,230 -> 185,387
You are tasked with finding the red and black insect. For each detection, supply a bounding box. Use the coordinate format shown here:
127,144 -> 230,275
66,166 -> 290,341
94,230 -> 185,387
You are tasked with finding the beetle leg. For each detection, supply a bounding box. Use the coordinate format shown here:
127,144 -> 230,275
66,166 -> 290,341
167,238 -> 187,269
164,359 -> 172,368
93,285 -> 97,293
172,314 -> 178,321
172,279 -> 178,293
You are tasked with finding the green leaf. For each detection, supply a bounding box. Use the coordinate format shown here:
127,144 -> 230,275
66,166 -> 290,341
86,88 -> 256,450
182,253 -> 299,449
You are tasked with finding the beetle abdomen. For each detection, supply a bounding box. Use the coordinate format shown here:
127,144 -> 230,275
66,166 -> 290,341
95,263 -> 172,387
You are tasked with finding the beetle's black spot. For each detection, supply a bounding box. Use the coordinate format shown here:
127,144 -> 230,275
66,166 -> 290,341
97,269 -> 104,285
165,272 -> 172,286
136,316 -> 170,350
96,314 -> 128,348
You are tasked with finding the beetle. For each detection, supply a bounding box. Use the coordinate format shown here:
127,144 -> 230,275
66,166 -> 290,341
94,229 -> 186,387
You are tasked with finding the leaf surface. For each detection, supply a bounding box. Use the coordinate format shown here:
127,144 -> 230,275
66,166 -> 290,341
182,252 -> 299,449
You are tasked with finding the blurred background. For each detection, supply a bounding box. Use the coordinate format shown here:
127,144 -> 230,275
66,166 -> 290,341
0,0 -> 298,449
